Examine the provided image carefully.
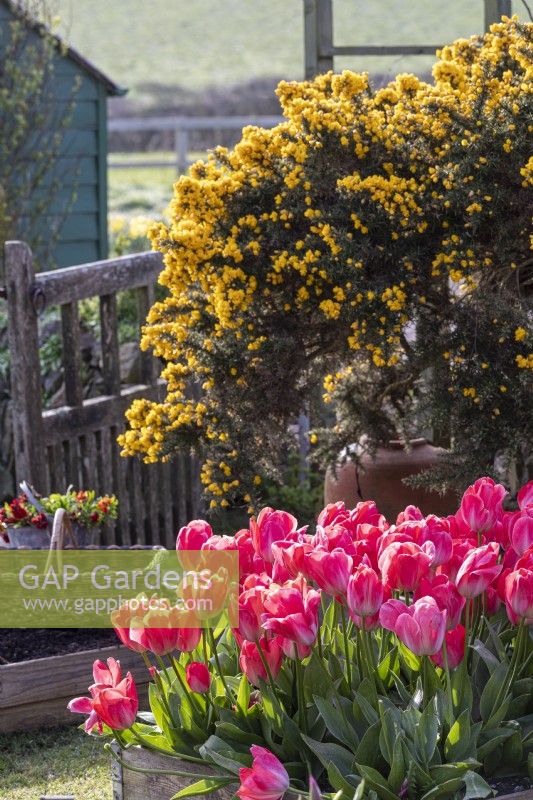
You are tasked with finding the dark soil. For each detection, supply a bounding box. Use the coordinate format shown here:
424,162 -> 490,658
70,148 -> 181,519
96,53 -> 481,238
0,628 -> 118,663
490,777 -> 532,796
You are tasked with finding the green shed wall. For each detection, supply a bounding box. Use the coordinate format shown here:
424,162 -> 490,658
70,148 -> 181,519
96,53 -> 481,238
0,5 -> 109,268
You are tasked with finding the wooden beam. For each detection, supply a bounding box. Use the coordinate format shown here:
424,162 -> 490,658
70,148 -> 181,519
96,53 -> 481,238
4,241 -> 47,491
60,301 -> 84,407
484,0 -> 513,29
33,251 -> 163,308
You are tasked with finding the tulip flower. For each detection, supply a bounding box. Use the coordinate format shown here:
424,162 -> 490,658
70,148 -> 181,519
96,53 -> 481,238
302,546 -> 352,595
129,607 -> 180,655
68,657 -> 138,733
396,505 -> 424,524
237,585 -> 268,642
261,582 -> 321,647
379,596 -> 447,656
313,523 -> 357,556
518,480 -> 533,510
239,637 -> 283,687
176,520 -> 214,569
431,625 -> 466,670
455,542 -> 502,598
237,745 -> 290,800
347,564 -> 384,618
251,508 -> 298,563
415,574 -> 465,630
186,662 -> 211,693
443,538 -> 476,583
457,477 -> 506,535
504,568 -> 533,625
510,510 -> 533,556
111,601 -> 148,654
317,501 -> 351,530
378,540 -> 434,592
175,627 -> 202,652
417,516 -> 453,567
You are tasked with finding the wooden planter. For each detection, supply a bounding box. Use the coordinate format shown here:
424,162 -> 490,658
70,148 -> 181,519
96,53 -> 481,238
111,746 -> 236,800
111,747 -> 533,800
0,644 -> 149,734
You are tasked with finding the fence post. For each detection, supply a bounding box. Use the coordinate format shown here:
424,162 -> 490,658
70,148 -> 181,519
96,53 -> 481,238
304,0 -> 334,79
175,128 -> 189,175
5,241 -> 47,491
484,0 -> 512,28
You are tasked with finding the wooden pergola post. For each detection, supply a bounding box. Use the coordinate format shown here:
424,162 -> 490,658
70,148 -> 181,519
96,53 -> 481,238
5,241 -> 47,492
303,0 -> 333,79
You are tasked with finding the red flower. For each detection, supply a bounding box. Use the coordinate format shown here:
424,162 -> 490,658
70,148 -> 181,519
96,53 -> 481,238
510,509 -> 533,556
239,637 -> 283,687
347,564 -> 384,618
431,624 -> 466,670
455,542 -> 502,599
302,546 -> 352,596
380,596 -> 446,656
261,580 -> 320,647
378,540 -> 433,592
237,745 -> 289,800
415,574 -> 465,630
251,508 -> 298,563
186,662 -> 211,693
68,657 -> 138,733
457,477 -> 506,535
176,519 -> 213,569
504,568 -> 533,625
417,516 -> 452,567
237,585 -> 268,642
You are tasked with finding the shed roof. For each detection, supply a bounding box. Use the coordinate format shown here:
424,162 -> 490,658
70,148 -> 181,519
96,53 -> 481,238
1,0 -> 127,96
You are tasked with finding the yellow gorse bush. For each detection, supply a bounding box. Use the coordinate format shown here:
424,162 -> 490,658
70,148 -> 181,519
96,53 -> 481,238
120,18 -> 533,504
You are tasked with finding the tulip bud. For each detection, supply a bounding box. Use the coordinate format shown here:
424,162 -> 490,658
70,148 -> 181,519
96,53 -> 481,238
186,661 -> 211,693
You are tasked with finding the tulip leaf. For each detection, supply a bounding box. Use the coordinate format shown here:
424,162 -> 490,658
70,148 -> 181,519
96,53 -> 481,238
429,762 -> 479,784
419,778 -> 465,800
327,763 -> 362,795
476,726 -> 514,759
470,640 -> 501,674
417,705 -> 439,765
236,674 -> 250,715
387,734 -> 406,794
479,662 -> 508,722
314,694 -> 359,748
398,642 -> 421,673
484,694 -> 512,731
214,721 -> 264,746
354,720 -> 382,769
170,777 -> 236,799
462,770 -> 493,800
301,734 -> 355,775
378,646 -> 399,685
501,730 -> 523,765
378,709 -> 398,766
354,687 -> 379,726
355,763 -> 401,800
444,709 -> 471,762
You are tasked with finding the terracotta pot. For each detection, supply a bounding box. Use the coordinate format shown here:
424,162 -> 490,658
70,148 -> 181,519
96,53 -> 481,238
324,438 -> 458,522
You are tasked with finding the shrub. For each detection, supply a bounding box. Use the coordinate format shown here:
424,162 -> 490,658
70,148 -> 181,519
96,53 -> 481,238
120,18 -> 533,507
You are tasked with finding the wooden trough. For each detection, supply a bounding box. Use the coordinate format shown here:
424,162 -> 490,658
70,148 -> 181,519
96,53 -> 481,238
0,644 -> 149,734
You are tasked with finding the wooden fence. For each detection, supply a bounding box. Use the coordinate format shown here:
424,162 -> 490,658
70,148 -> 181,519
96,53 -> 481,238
108,115 -> 284,175
4,240 -> 201,548
303,0 -> 513,78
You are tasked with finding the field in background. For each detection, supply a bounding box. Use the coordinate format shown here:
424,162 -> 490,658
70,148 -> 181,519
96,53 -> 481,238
55,0 -> 524,101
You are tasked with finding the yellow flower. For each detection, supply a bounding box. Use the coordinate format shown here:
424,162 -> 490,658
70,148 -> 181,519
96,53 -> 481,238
515,327 -> 527,342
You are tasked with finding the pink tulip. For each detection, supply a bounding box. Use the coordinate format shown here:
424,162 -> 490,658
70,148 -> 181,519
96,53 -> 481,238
271,536 -> 312,578
431,625 -> 466,670
313,523 -> 356,555
457,477 -> 507,534
455,542 -> 502,598
349,610 -> 381,631
176,519 -> 213,550
378,540 -> 434,592
261,581 -> 321,647
237,585 -> 268,641
186,662 -> 211,693
237,745 -> 290,800
504,568 -> 533,625
518,480 -> 533,510
175,627 -> 202,652
510,510 -> 533,556
317,501 -> 351,530
239,637 -> 283,687
251,508 -> 298,563
350,499 -> 386,529
347,564 -> 384,618
396,505 -> 424,524
379,596 -> 447,656
129,608 -> 180,655
279,637 -> 313,659
302,546 -> 352,595
442,538 -> 476,583
68,658 -> 138,733
111,602 -> 148,654
417,516 -> 453,567
415,574 -> 465,630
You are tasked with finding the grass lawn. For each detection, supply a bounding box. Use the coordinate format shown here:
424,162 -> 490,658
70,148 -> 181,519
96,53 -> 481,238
55,0 -> 526,100
0,726 -> 112,799
108,151 -> 177,217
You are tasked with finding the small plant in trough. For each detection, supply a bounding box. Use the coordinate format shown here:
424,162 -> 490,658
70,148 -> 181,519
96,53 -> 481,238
69,476 -> 533,800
